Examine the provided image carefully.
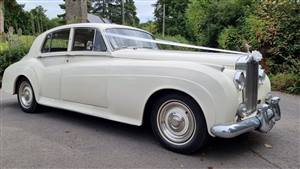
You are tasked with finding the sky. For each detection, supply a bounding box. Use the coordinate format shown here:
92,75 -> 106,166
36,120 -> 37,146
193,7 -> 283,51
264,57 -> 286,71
16,0 -> 156,23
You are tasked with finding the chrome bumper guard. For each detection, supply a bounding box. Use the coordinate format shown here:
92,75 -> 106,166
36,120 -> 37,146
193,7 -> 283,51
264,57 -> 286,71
211,96 -> 281,138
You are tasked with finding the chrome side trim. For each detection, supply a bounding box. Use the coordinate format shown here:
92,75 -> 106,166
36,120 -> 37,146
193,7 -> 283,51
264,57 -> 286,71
211,95 -> 281,138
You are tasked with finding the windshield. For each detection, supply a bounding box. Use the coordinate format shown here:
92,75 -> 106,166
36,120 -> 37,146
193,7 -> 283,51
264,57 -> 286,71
105,28 -> 158,50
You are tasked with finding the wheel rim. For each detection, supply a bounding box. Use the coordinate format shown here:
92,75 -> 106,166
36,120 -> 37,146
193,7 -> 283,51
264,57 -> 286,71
157,100 -> 196,145
18,81 -> 33,109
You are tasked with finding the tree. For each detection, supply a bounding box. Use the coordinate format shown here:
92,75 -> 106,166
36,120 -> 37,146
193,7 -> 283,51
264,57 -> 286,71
250,0 -> 300,74
57,0 -> 66,20
59,0 -> 92,23
0,0 -> 4,33
3,0 -> 31,34
139,21 -> 157,33
216,0 -> 299,75
90,0 -> 139,25
65,0 -> 88,23
92,0 -> 121,23
124,0 -> 139,26
90,0 -> 112,20
29,6 -> 52,34
154,0 -> 190,38
48,17 -> 64,29
2,0 -> 61,35
186,0 -> 253,47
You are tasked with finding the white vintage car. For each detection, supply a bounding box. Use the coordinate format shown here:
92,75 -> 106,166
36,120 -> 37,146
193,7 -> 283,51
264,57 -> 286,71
2,23 -> 281,154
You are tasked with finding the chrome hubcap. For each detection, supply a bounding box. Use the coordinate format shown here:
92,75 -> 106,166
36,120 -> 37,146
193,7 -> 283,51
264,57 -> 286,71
157,100 -> 196,145
18,81 -> 33,108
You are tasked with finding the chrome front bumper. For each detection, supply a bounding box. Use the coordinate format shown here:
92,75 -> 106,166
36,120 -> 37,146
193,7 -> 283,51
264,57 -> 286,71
211,96 -> 281,138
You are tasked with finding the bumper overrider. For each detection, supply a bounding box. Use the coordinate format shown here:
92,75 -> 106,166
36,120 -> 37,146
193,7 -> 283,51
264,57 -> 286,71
211,95 -> 281,138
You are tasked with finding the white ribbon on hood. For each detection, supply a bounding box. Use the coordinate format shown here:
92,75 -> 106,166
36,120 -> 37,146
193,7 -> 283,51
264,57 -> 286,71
104,32 -> 247,55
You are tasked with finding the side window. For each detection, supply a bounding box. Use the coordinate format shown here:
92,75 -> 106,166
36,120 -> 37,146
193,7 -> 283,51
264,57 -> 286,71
42,29 -> 70,53
72,28 -> 107,52
72,28 -> 95,51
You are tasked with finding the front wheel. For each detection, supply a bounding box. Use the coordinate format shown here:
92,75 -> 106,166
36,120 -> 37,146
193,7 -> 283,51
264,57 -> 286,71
17,78 -> 39,113
151,93 -> 208,154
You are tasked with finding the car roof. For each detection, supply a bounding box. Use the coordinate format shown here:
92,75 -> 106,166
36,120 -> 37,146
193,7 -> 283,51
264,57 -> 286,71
26,23 -> 152,57
44,23 -> 149,34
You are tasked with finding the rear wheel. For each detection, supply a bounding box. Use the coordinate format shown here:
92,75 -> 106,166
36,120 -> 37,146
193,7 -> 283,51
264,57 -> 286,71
150,93 -> 208,154
17,78 -> 39,113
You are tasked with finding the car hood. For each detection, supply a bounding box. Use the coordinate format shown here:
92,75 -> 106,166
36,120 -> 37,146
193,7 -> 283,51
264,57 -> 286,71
112,49 -> 248,69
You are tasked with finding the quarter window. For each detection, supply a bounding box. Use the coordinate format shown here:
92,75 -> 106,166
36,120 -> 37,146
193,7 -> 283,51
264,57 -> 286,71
42,29 -> 70,53
94,31 -> 107,51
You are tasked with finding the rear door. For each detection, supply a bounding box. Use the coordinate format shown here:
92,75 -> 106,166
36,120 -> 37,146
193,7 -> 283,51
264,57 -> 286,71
38,28 -> 71,99
61,27 -> 111,108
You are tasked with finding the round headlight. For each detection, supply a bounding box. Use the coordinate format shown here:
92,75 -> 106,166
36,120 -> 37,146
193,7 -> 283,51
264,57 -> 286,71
234,71 -> 246,90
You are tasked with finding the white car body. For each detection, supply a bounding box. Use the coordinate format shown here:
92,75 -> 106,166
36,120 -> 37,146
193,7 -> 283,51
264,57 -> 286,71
2,23 -> 280,138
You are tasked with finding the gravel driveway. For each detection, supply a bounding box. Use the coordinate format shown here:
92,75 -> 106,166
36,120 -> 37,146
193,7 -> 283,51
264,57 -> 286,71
0,91 -> 299,169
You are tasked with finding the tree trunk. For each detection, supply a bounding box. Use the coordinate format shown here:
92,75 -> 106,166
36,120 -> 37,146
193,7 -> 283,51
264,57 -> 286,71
30,13 -> 36,35
65,0 -> 87,24
0,0 -> 4,33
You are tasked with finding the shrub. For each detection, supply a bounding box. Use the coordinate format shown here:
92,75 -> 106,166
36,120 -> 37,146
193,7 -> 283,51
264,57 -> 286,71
270,73 -> 300,94
0,42 -> 8,51
241,15 -> 270,50
186,0 -> 254,47
0,35 -> 33,85
154,34 -> 193,50
218,26 -> 242,51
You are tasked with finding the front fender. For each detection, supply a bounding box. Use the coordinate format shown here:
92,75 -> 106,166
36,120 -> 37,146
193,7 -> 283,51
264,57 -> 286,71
106,60 -> 239,135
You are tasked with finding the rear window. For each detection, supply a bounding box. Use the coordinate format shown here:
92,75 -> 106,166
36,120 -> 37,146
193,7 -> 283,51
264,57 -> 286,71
42,29 -> 70,53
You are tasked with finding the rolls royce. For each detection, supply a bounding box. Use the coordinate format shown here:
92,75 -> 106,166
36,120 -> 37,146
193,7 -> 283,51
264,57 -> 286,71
2,23 -> 281,154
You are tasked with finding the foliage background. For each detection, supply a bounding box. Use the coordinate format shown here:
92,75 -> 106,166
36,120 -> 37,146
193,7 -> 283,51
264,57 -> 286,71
1,0 -> 299,94
143,0 -> 300,94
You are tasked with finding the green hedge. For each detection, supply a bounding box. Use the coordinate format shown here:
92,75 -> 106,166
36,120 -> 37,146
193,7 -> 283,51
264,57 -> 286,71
0,35 -> 33,85
270,73 -> 300,95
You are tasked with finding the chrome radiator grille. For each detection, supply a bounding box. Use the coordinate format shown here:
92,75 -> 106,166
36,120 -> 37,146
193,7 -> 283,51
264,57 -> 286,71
245,59 -> 259,114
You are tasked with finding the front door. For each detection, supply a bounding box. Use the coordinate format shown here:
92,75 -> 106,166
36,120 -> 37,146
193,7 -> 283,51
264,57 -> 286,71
61,27 -> 110,108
